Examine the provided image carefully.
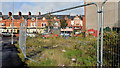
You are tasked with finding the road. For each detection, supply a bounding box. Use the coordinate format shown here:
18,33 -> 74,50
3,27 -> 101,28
0,37 -> 28,67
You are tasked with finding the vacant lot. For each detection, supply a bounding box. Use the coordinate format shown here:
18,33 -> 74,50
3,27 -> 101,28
16,35 -> 99,66
15,31 -> 119,66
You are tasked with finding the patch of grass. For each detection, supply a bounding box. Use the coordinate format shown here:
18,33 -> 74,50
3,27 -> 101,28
16,36 -> 102,66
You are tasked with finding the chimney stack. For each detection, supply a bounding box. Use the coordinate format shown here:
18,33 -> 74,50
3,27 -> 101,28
28,12 -> 31,16
39,12 -> 41,15
8,12 -> 12,16
0,12 -> 2,15
18,11 -> 22,16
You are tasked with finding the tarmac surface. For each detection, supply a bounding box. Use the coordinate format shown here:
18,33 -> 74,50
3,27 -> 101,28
0,36 -> 28,68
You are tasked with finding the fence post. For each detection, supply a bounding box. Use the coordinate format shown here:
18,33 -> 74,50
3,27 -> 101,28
25,19 -> 27,58
100,0 -> 107,68
97,6 -> 100,67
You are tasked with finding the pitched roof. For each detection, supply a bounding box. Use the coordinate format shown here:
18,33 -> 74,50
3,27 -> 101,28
2,15 -> 10,20
13,15 -> 22,19
1,14 -> 85,20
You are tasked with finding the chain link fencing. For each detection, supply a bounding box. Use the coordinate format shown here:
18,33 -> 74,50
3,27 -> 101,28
18,19 -> 120,67
19,20 -> 27,58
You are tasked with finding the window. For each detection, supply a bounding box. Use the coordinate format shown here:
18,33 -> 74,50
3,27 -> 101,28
10,23 -> 11,27
41,23 -> 43,27
44,23 -> 46,26
32,17 -> 34,21
43,17 -> 45,20
2,23 -> 4,26
80,21 -> 83,26
54,21 -> 58,26
31,23 -> 33,27
57,16 -> 59,19
13,23 -> 14,26
54,17 -> 56,20
34,22 -> 36,27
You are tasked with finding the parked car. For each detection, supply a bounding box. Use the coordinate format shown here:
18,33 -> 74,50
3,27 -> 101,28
74,34 -> 82,37
27,33 -> 36,37
60,33 -> 71,37
60,33 -> 64,36
65,33 -> 70,37
41,33 -> 59,38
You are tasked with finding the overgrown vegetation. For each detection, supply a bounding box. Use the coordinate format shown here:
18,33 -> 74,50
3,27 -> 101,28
101,31 -> 120,66
15,31 -> 119,66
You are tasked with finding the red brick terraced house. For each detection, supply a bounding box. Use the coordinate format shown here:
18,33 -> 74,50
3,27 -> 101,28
0,11 -> 86,37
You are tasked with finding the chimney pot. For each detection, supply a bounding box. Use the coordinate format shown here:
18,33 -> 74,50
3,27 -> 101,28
0,12 -> 2,15
39,12 -> 41,15
18,12 -> 22,16
28,12 -> 31,16
8,12 -> 12,16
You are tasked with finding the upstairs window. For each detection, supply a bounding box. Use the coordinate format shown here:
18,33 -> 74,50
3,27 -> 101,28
54,17 -> 56,20
44,23 -> 46,26
2,23 -> 4,26
41,23 -> 44,27
43,17 -> 45,20
34,22 -> 36,27
10,23 -> 11,27
32,17 -> 34,21
31,23 -> 33,27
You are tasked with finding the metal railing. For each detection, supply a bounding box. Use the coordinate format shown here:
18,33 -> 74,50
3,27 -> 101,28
18,0 -> 119,67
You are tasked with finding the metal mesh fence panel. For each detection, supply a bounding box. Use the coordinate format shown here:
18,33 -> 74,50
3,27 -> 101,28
19,20 -> 26,58
18,1 -> 120,67
102,25 -> 120,67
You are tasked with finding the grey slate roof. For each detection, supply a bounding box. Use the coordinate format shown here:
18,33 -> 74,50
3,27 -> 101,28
13,15 -> 22,19
2,15 -> 10,20
1,14 -> 85,20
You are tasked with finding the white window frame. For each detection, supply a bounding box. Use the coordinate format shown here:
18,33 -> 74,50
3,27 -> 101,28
80,20 -> 83,26
44,23 -> 46,26
41,23 -> 43,27
0,18 -> 2,21
34,22 -> 36,27
10,23 -> 11,27
2,23 -> 4,26
43,17 -> 45,20
31,23 -> 33,27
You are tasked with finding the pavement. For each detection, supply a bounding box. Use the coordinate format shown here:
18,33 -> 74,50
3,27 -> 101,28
0,36 -> 28,68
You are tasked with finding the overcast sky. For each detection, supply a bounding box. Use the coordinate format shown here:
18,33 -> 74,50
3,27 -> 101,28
0,2 -> 84,15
